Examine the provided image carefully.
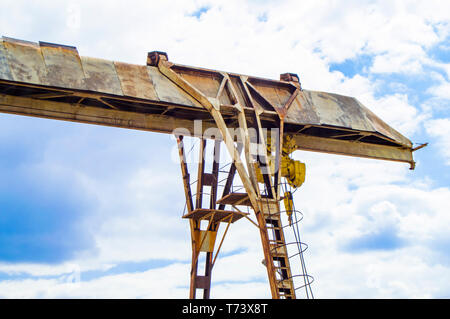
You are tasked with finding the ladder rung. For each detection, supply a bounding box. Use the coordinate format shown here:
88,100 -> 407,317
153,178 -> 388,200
279,291 -> 294,296
182,208 -> 248,223
277,281 -> 293,289
269,241 -> 286,245
274,266 -> 290,270
217,192 -> 276,206
269,239 -> 284,242
265,218 -> 281,223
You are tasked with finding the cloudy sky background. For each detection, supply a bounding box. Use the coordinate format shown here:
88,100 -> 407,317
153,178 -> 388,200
0,0 -> 449,298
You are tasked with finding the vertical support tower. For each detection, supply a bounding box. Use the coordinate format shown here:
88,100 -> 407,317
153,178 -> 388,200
151,51 -> 310,298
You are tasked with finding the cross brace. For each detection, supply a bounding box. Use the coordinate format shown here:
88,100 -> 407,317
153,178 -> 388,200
164,56 -> 298,299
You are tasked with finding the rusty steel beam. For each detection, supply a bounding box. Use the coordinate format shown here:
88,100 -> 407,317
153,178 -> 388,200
292,134 -> 415,169
0,93 -> 217,136
0,36 -> 418,168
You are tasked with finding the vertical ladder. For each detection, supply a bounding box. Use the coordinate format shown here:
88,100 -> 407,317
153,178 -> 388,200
216,192 -> 297,299
259,199 -> 296,299
176,136 -> 249,299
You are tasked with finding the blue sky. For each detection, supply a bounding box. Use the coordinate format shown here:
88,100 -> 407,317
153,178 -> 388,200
0,0 -> 449,298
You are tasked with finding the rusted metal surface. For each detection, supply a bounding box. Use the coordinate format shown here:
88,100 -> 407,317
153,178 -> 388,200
286,90 -> 321,125
174,66 -> 223,101
0,93 -> 217,135
114,62 -> 158,100
0,40 -> 13,81
280,72 -> 301,84
0,36 -> 415,166
81,56 -> 122,95
247,77 -> 296,118
147,65 -> 202,108
147,50 -> 168,67
305,91 -> 374,132
2,37 -> 48,85
289,90 -> 412,147
39,41 -> 86,90
182,209 -> 248,223
292,134 -> 414,168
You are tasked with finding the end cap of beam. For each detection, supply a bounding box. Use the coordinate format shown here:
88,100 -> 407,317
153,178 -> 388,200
280,73 -> 301,86
147,51 -> 168,66
39,41 -> 78,53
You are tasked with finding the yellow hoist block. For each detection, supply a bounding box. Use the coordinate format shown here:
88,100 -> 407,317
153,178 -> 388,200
281,156 -> 306,188
283,191 -> 294,225
253,135 -> 306,189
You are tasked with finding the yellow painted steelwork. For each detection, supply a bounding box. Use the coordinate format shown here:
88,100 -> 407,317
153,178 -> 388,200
281,157 -> 306,188
283,191 -> 294,225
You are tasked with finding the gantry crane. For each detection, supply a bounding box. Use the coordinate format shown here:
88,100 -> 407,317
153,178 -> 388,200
0,37 -> 425,299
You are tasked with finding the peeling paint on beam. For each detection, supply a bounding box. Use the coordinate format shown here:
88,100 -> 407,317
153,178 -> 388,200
292,134 -> 415,169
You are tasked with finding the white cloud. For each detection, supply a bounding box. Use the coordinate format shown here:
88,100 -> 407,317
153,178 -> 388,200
425,118 -> 450,165
428,81 -> 450,100
0,261 -> 111,278
0,263 -> 190,298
